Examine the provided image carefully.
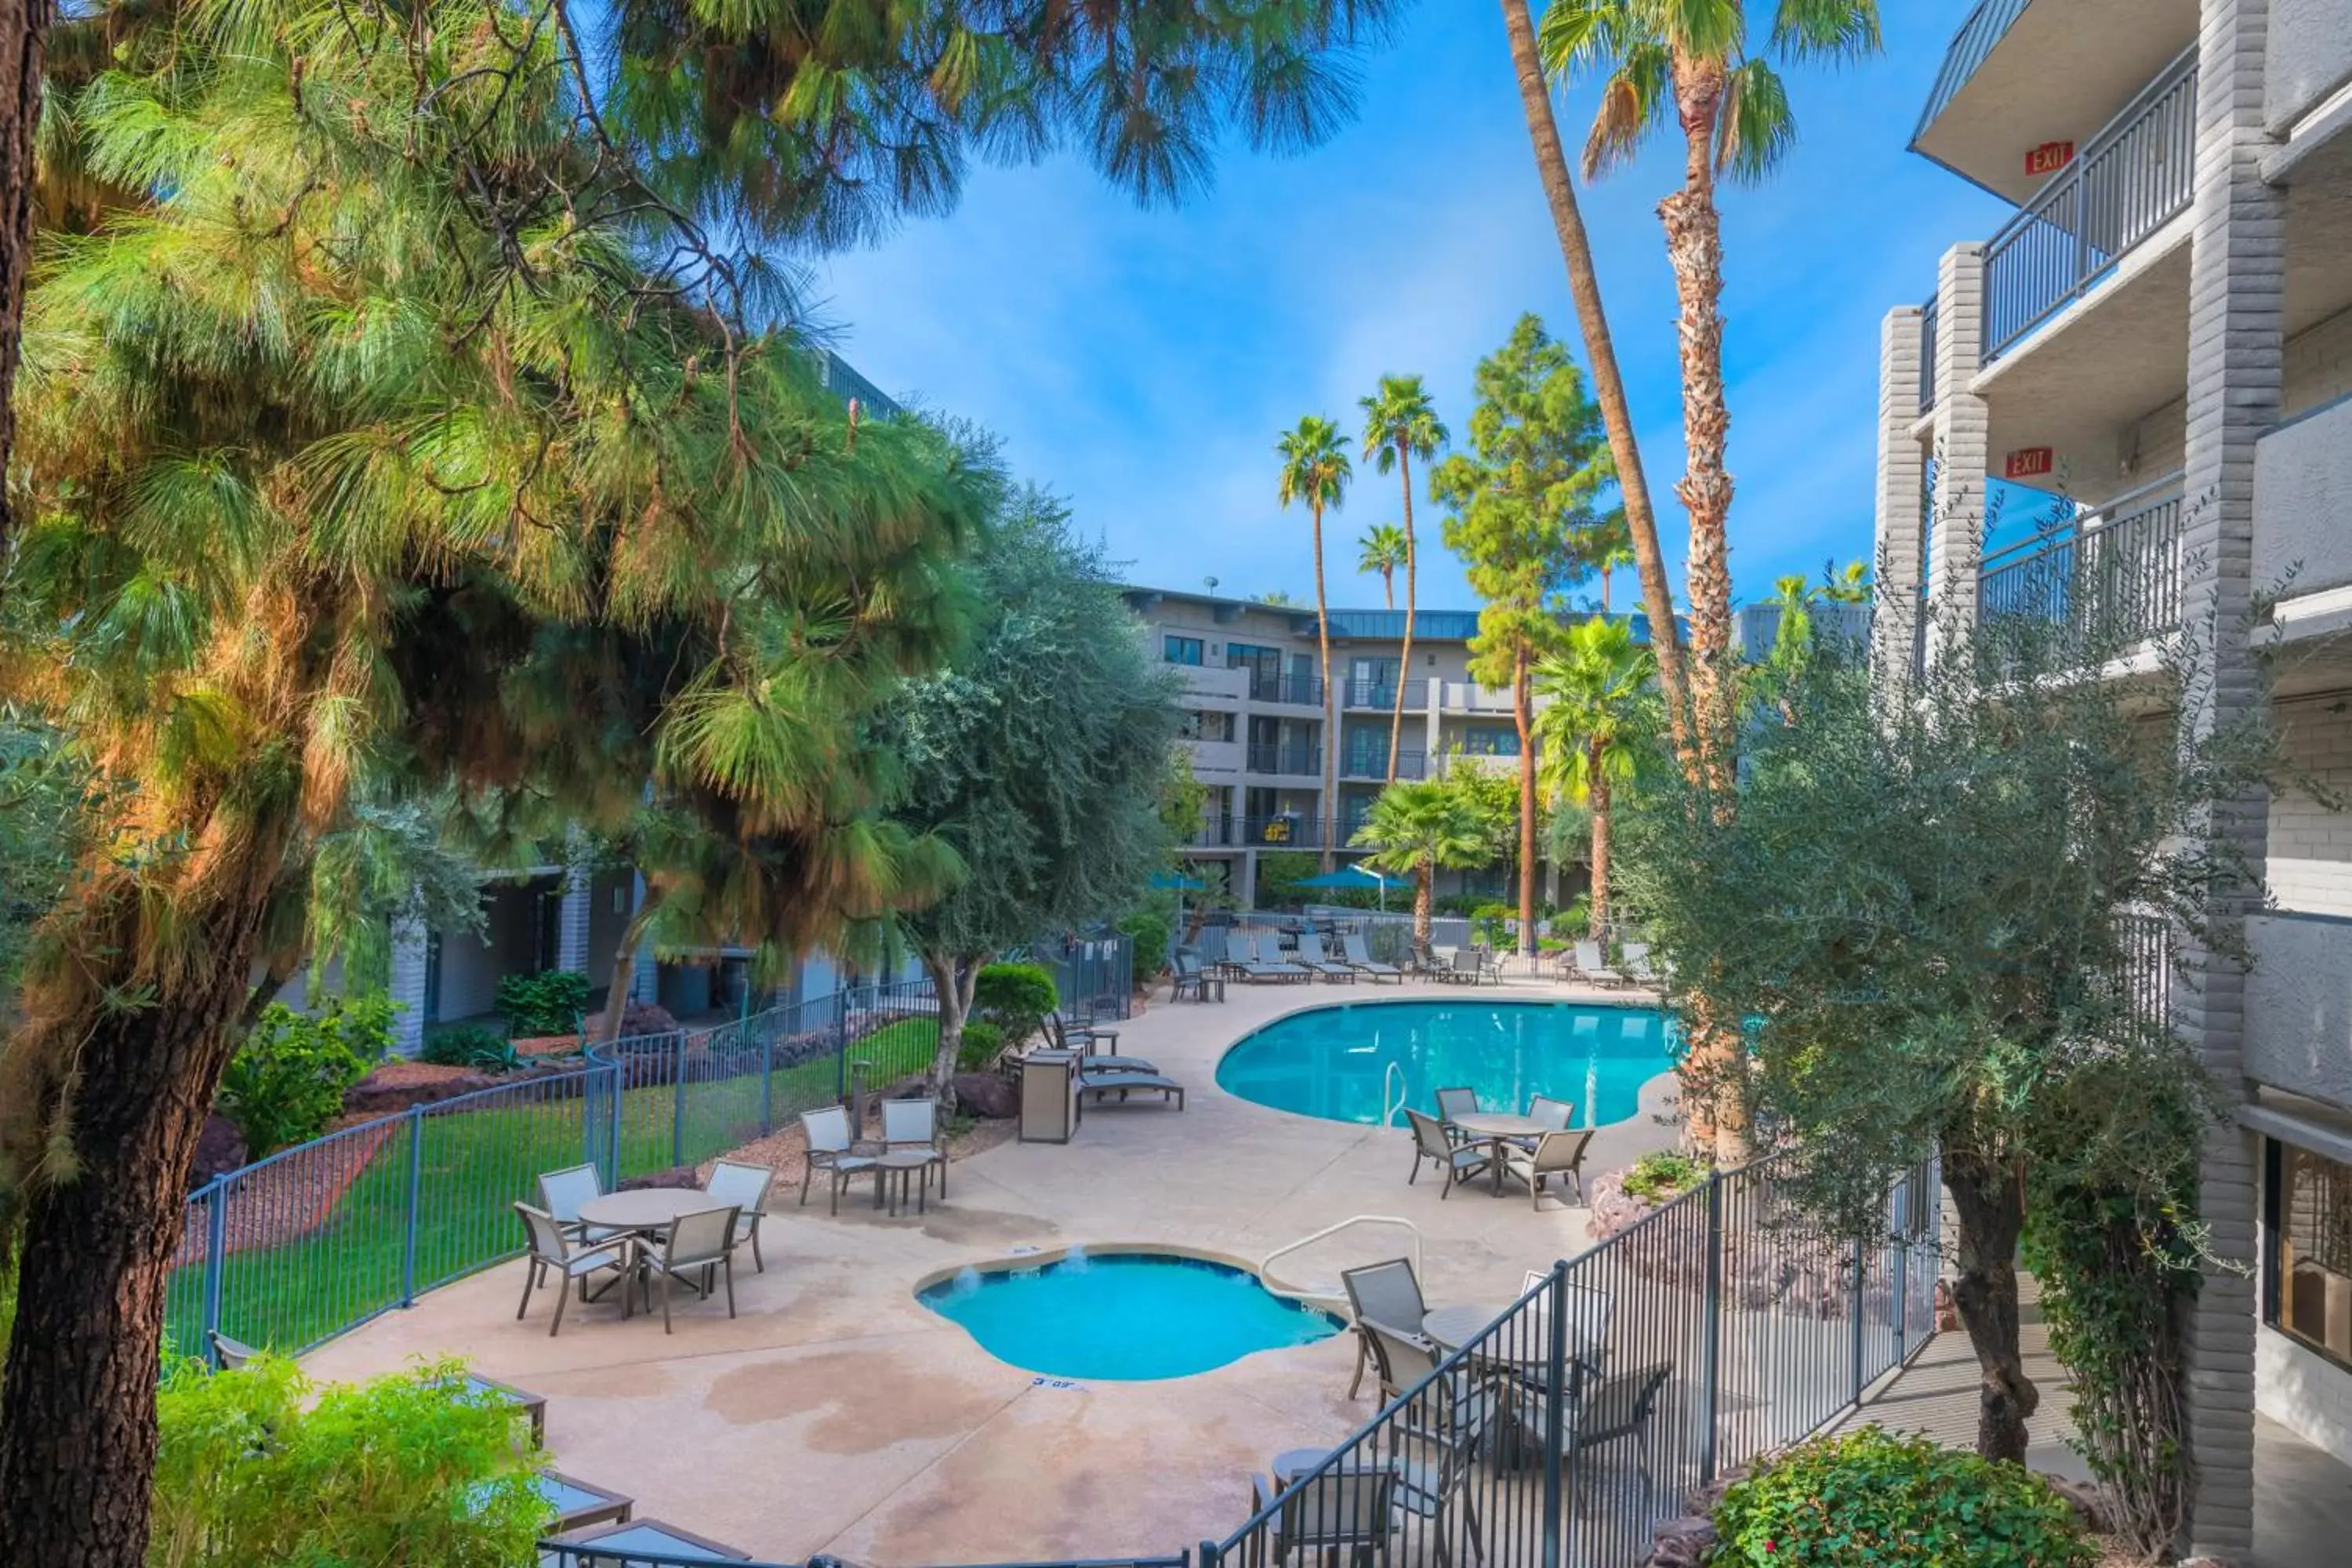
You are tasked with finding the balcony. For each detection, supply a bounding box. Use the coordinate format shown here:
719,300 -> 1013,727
1240,815 -> 1324,848
1433,681 -> 1518,715
1980,49 -> 2196,365
1244,743 -> 1321,778
1171,662 -> 1248,702
1976,475 -> 2183,648
2257,396 -> 2352,617
1181,737 -> 1245,779
1238,670 -> 1323,706
1918,292 -> 1940,414
2245,913 -> 2352,1105
1340,749 -> 1428,782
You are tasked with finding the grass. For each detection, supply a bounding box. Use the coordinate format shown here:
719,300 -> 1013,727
170,1018 -> 944,1356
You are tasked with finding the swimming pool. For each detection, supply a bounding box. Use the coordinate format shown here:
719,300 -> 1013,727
1214,1000 -> 1677,1128
918,1250 -> 1341,1381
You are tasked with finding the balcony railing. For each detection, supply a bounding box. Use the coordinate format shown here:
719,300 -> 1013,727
1244,743 -> 1320,776
1240,815 -> 1322,848
1343,678 -> 1398,710
1240,670 -> 1322,706
1977,476 -> 2183,646
1341,749 -> 1428,782
1982,48 -> 2197,363
1918,292 -> 1940,413
1914,0 -> 2031,140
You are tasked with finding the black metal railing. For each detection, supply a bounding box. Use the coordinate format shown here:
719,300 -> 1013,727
1341,749 -> 1427,782
1196,819 -> 1237,848
1246,743 -> 1321,776
2117,911 -> 2173,1029
1240,815 -> 1323,848
1345,679 -> 1411,710
1982,49 -> 2197,362
1199,1156 -> 1941,1568
1913,0 -> 2031,139
1976,478 -> 2183,646
1918,292 -> 1940,413
1241,670 -> 1323,706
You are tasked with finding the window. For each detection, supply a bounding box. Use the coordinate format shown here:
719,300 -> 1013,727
2269,1139 -> 2352,1368
1462,724 -> 1521,757
1163,634 -> 1204,666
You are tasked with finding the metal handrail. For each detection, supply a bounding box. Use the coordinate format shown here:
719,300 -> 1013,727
1912,0 -> 2031,140
1977,473 -> 2185,645
1257,1214 -> 1427,1310
1380,1062 -> 1408,1127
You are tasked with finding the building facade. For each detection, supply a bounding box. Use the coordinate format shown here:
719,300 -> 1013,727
1873,0 -> 2352,1549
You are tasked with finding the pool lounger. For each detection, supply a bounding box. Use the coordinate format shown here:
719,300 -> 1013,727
1076,1069 -> 1186,1112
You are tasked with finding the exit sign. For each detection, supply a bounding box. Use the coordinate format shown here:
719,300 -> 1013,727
2026,140 -> 2075,177
2005,447 -> 2056,481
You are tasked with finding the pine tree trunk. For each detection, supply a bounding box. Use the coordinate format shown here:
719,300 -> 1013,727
1588,746 -> 1610,938
0,873 -> 285,1567
920,950 -> 975,1115
1498,0 -> 1693,777
0,0 -> 51,588
1513,648 -> 1537,956
597,884 -> 664,1043
1944,1146 -> 2040,1462
1313,503 -> 1336,873
1388,449 -> 1417,782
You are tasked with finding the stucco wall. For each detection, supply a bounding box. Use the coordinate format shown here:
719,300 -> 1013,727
2268,697 -> 2352,918
2267,0 -> 2352,134
2246,913 -> 2352,1108
2258,1324 -> 2352,1463
2256,394 -> 2352,599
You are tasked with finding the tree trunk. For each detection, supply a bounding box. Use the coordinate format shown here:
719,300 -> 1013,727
1498,0 -> 1693,780
1313,502 -> 1336,872
1588,746 -> 1611,938
1513,648 -> 1537,956
1944,1146 -> 2041,1462
0,0 -> 51,590
597,883 -> 664,1044
1414,864 -> 1433,953
920,949 -> 978,1115
1388,448 -> 1417,783
1381,568 -> 1393,611
0,870 -> 285,1567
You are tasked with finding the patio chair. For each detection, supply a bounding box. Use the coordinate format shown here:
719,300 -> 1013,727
539,1163 -> 625,1245
639,1203 -> 742,1334
1447,947 -> 1487,985
882,1097 -> 949,1199
1523,1094 -> 1575,1137
1501,1128 -> 1595,1211
1291,930 -> 1359,984
798,1105 -> 880,1215
1171,949 -> 1225,1003
512,1203 -> 633,1337
702,1160 -> 775,1272
1235,934 -> 1311,985
1433,1086 -> 1480,1125
1573,939 -> 1626,987
1404,1109 -> 1489,1196
1247,1465 -> 1397,1568
1566,1362 -> 1675,1488
1356,1322 -> 1496,1568
209,1330 -> 258,1371
1621,942 -> 1661,985
1340,1258 -> 1428,1399
1468,946 -> 1506,985
1338,931 -> 1403,982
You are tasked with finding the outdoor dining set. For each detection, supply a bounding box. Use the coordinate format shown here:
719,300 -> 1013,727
1403,1091 -> 1594,1210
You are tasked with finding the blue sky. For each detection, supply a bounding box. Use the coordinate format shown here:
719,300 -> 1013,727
810,3 -> 2013,615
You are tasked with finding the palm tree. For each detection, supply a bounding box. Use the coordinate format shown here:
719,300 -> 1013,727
1277,416 -> 1352,871
1534,618 -> 1653,939
1351,781 -> 1494,953
1497,0 -> 1693,779
1540,0 -> 1881,791
1357,522 -> 1408,609
1359,376 -> 1448,784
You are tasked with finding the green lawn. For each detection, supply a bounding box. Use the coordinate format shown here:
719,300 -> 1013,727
171,1018 -> 942,1356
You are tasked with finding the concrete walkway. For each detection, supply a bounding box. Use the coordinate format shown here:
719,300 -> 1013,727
305,978 -> 1678,1565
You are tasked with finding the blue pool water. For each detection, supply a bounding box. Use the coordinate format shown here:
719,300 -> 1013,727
918,1251 -> 1341,1381
1215,1000 -> 1677,1128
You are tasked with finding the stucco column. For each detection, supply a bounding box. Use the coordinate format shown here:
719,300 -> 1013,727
1872,306 -> 1929,684
2175,0 -> 2281,1553
1926,242 -> 1990,667
387,918 -> 430,1057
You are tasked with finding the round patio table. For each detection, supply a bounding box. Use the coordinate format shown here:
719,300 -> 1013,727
577,1188 -> 724,1236
1445,1112 -> 1545,1194
1423,1300 -> 1608,1380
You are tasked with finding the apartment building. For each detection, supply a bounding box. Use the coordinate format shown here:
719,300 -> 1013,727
1871,0 -> 2352,1551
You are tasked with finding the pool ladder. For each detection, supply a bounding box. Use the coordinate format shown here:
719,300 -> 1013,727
1381,1061 -> 1408,1128
1259,1215 -> 1425,1313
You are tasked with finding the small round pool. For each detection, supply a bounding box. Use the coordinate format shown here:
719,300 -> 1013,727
918,1250 -> 1341,1381
1216,999 -> 1677,1128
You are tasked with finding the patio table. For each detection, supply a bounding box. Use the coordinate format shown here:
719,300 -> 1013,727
1444,1112 -> 1546,1194
873,1149 -> 942,1216
576,1189 -> 725,1236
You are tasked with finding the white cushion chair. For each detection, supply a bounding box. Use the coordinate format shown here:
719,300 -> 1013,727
512,1203 -> 633,1337
639,1204 -> 742,1334
539,1163 -> 624,1244
703,1160 -> 775,1272
882,1097 -> 948,1199
798,1106 -> 879,1214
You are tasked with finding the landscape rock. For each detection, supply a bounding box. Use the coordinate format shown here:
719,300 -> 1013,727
953,1073 -> 1019,1120
1641,1515 -> 1716,1568
342,1064 -> 503,1119
188,1114 -> 247,1190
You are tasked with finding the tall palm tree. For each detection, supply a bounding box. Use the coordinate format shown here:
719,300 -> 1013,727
1534,618 -> 1653,939
1356,522 -> 1408,609
1359,376 -> 1448,784
1497,0 -> 1693,779
1278,416 -> 1352,870
1540,0 -> 1882,792
1351,780 -> 1494,953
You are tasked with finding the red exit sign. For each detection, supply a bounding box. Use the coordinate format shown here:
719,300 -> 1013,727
2026,140 -> 2075,177
2005,447 -> 2056,481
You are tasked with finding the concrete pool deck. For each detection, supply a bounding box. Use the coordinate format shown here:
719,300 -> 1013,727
303,978 -> 1678,1563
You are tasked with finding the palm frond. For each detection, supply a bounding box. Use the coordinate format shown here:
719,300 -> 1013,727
1581,45 -> 1672,181
1769,0 -> 1881,64
1715,57 -> 1795,185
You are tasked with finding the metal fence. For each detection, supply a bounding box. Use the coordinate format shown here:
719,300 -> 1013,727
1201,1156 -> 1940,1568
1977,477 -> 2184,647
171,948 -> 1130,1363
1981,49 -> 2197,362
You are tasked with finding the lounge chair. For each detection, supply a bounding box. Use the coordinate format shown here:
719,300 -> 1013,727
1404,1109 -> 1489,1196
539,1163 -> 626,1245
882,1098 -> 949,1199
1340,1258 -> 1428,1400
1293,931 -> 1359,984
1076,1066 -> 1186,1112
1501,1128 -> 1595,1210
1573,939 -> 1628,987
1235,934 -> 1311,984
1338,931 -> 1404,982
703,1159 -> 775,1272
639,1203 -> 742,1334
512,1203 -> 633,1336
1247,1465 -> 1397,1568
797,1105 -> 879,1215
1621,942 -> 1662,985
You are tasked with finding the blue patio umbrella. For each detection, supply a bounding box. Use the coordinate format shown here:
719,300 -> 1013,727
1149,869 -> 1208,927
1288,863 -> 1406,913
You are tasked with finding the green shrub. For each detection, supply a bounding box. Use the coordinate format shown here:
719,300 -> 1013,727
466,1038 -> 527,1074
150,1353 -> 546,1565
217,994 -> 394,1156
1470,901 -> 1514,947
1709,1426 -> 2094,1566
1119,909 -> 1171,980
974,962 -> 1058,1048
419,1023 -> 503,1069
1621,1149 -> 1710,1204
493,969 -> 590,1038
956,1020 -> 1007,1071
